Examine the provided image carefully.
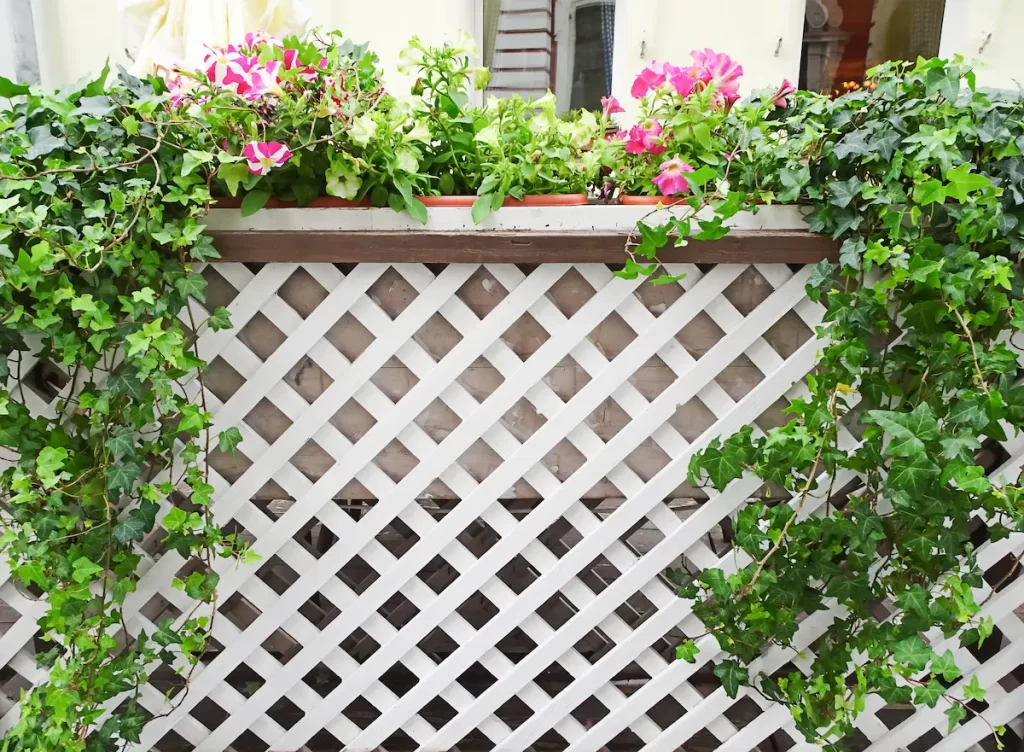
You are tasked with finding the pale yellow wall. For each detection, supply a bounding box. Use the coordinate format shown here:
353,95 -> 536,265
609,0 -> 805,119
957,0 -> 1024,90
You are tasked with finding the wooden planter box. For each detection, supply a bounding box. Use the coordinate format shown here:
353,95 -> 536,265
204,205 -> 837,264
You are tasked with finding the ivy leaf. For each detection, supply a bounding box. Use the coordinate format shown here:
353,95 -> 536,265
675,640 -> 700,664
105,427 -> 135,461
713,660 -> 748,698
962,675 -> 986,702
839,237 -> 865,271
866,403 -> 939,457
71,557 -> 104,584
829,177 -> 864,208
692,443 -> 744,489
887,455 -> 940,495
806,259 -> 834,302
113,515 -> 148,545
930,649 -> 961,682
892,635 -> 933,671
914,679 -> 945,708
471,194 -> 493,224
939,434 -> 981,463
174,273 -> 207,303
240,189 -> 271,217
0,75 -> 30,98
25,125 -> 66,160
162,507 -> 188,532
206,305 -> 232,331
898,584 -> 930,616
945,163 -> 991,202
912,179 -> 946,206
218,427 -> 243,455
36,446 -> 69,490
945,702 -> 967,733
106,461 -> 141,494
217,163 -> 249,197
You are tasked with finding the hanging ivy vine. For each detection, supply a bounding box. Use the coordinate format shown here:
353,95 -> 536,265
676,59 -> 1024,748
0,67 -> 246,752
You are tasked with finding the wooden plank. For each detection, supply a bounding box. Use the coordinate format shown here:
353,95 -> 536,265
209,230 -> 837,264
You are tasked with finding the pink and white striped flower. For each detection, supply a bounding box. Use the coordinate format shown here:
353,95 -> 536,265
245,60 -> 283,100
243,141 -> 293,175
652,157 -> 695,196
202,45 -> 248,89
244,30 -> 281,49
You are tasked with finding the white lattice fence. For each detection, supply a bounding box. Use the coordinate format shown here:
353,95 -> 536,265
2,209 -> 1024,752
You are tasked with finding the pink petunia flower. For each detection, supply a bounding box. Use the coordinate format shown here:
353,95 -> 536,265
690,48 -> 743,104
601,95 -> 624,116
283,48 -> 300,69
624,118 -> 666,155
772,79 -> 796,108
295,58 -> 329,83
245,60 -> 283,100
652,157 -> 695,196
203,45 -> 248,89
668,63 -> 705,98
243,141 -> 293,175
630,61 -> 676,99
245,31 -> 281,49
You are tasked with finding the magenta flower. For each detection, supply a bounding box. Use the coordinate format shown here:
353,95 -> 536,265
243,141 -> 293,175
601,95 -> 624,116
652,157 -> 695,196
691,48 -> 743,103
203,46 -> 248,89
772,79 -> 796,108
624,118 -> 666,155
668,64 -> 704,98
245,60 -> 283,99
630,61 -> 674,99
244,30 -> 281,49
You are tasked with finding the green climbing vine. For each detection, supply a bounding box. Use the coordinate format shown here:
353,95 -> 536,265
677,58 -> 1024,748
0,66 -> 249,751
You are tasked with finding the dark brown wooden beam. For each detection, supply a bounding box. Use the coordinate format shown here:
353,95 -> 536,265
208,230 -> 838,265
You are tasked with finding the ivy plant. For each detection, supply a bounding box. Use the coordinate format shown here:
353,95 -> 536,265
675,58 -> 1024,749
0,67 -> 247,752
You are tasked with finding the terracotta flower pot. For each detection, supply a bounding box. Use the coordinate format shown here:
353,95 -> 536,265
619,195 -> 688,206
416,194 -> 589,207
415,196 -> 476,207
502,194 -> 589,207
214,196 -> 373,208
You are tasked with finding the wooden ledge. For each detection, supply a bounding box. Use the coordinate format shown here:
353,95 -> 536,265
208,230 -> 838,264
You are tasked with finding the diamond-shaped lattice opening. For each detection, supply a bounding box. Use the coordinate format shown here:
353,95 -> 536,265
457,360 -> 504,405
206,439 -> 253,486
22,358 -> 69,402
338,553 -> 377,594
540,355 -> 590,404
584,395 -> 631,443
545,266 -> 596,316
286,355 -> 334,403
238,310 -> 285,360
371,437 -> 419,484
721,694 -> 765,731
243,396 -> 291,444
226,663 -> 263,698
329,397 -> 375,443
325,311 -> 373,361
501,311 -> 550,359
228,729 -> 269,752
378,590 -> 421,629
754,395 -> 798,434
456,267 -> 509,316
198,635 -> 224,665
676,310 -> 725,359
416,552 -> 458,595
380,727 -> 417,750
622,437 -> 671,482
573,622 -> 613,664
767,727 -> 800,751
203,356 -> 244,403
983,548 -> 1023,594
220,592 -> 262,632
634,270 -> 686,317
908,727 -> 944,751
372,358 -> 421,403
200,265 -> 240,309
0,664 -> 33,707
291,438 -> 336,483
366,663 -> 412,700
265,694 -> 303,730
542,437 -> 587,482
421,693 -> 458,729
278,266 -> 329,319
722,265 -> 771,315
413,397 -> 461,443
666,395 -> 718,445
495,553 -> 536,596
715,353 -> 765,402
646,693 -> 687,732
189,696 -> 229,731
613,589 -> 657,630
764,308 -> 814,359
414,311 -> 464,362
303,661 -> 342,697
418,624 -> 464,664
256,554 -> 299,595
606,725 -> 646,751
501,396 -> 547,443
153,728 -> 193,752
538,514 -> 584,558
296,585 -> 335,628
456,589 -> 498,630
342,627 -> 379,664
367,266 -> 419,320
457,438 -> 504,483
140,592 -> 181,625
454,516 -> 500,557
570,693 -> 610,728
456,661 -> 496,699
494,693 -> 537,732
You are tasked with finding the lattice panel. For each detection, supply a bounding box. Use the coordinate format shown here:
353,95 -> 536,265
2,260 -> 1024,752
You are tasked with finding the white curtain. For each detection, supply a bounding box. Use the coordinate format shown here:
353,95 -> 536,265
119,0 -> 310,75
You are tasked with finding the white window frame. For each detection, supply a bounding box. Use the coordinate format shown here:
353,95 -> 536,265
554,0 -> 616,112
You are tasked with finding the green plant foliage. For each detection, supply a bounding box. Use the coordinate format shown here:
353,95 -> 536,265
0,66 -> 250,751
678,58 -> 1024,749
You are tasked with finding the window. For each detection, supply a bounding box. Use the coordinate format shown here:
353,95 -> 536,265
567,1 -> 615,111
800,0 -> 947,95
